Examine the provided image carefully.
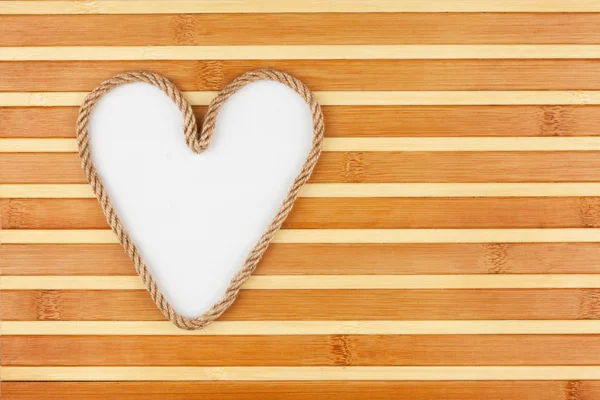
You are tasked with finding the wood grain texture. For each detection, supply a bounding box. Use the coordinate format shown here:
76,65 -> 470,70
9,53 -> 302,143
10,137 -> 600,152
4,106 -> 600,138
4,197 -> 600,229
5,152 -> 600,184
14,137 -> 600,152
5,60 -> 600,90
5,0 -> 600,13
7,321 -> 600,336
4,14 -> 600,46
7,275 -> 600,290
2,289 -> 599,321
5,366 -> 600,381
5,335 -> 600,366
9,183 -> 600,198
6,90 -> 600,107
4,242 -> 600,275
3,5 -> 600,396
0,381 -> 592,400
7,45 -> 600,61
5,228 -> 600,244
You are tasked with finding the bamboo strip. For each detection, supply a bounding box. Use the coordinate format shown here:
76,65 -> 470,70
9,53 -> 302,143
4,274 -> 600,290
3,229 -> 600,244
5,45 -> 600,60
6,137 -> 600,153
4,366 -> 600,381
2,0 -> 600,14
3,91 -> 600,107
5,183 -> 600,198
5,320 -> 600,336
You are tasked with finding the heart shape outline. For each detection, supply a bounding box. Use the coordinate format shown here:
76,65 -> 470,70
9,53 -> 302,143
76,69 -> 324,330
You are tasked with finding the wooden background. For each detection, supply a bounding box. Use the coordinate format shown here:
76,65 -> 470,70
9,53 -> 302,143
6,1 -> 600,398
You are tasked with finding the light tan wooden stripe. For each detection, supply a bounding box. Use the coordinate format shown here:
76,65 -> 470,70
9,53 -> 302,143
4,91 -> 600,107
6,45 -> 600,60
324,137 -> 600,151
5,183 -> 600,199
0,139 -> 76,152
4,275 -> 600,290
5,320 -> 600,336
0,184 -> 95,198
7,137 -> 600,153
1,0 -> 600,14
301,183 -> 600,198
3,229 -> 600,244
4,366 -> 600,381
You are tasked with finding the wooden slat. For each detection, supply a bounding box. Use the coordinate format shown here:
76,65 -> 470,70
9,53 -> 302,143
5,366 -> 600,381
6,152 -> 600,184
5,228 -> 600,244
0,381 -> 589,400
5,91 -> 600,107
9,183 -> 600,198
3,197 -> 600,229
4,335 -> 600,366
2,289 -> 598,321
4,105 -> 599,138
5,243 -> 600,276
4,0 -> 600,14
7,275 -> 600,290
10,137 -> 600,152
6,47 -> 600,62
7,320 -> 600,336
4,14 -> 600,46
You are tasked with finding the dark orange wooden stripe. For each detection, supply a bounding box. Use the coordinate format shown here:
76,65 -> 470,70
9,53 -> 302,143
4,243 -> 600,276
3,381 -> 590,400
2,197 -> 599,229
4,60 -> 600,91
1,289 -> 597,321
4,152 -> 600,183
4,335 -> 600,366
3,13 -> 600,46
2,106 -> 595,138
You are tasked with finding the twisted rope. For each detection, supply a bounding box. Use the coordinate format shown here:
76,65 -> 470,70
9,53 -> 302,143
76,69 -> 324,330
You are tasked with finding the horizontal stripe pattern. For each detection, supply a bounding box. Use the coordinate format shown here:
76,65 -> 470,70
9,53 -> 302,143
3,289 -> 598,321
6,137 -> 600,152
6,45 -> 600,60
5,320 -> 600,335
4,366 -> 600,381
6,335 -> 600,366
3,91 -> 600,106
4,229 -> 600,244
5,14 -> 600,47
5,274 -> 600,290
4,243 -> 600,276
4,4 -> 600,396
0,381 -> 595,400
6,183 -> 600,198
4,1 -> 600,14
8,60 -> 600,92
8,152 -> 600,184
4,197 -> 600,229
4,106 -> 600,138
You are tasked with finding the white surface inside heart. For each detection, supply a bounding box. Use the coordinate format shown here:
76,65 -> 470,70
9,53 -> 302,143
89,81 -> 313,318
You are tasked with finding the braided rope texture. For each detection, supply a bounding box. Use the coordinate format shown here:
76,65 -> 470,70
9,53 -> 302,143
76,69 -> 325,330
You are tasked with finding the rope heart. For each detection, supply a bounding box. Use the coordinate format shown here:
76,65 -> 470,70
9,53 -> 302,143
76,69 -> 324,330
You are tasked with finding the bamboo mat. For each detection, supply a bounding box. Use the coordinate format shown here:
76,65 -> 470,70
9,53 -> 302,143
5,1 -> 600,399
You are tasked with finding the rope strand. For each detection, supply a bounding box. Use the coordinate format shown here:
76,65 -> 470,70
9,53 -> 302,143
76,69 -> 324,330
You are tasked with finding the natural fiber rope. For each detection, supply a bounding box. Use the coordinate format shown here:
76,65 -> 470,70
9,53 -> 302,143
76,69 -> 324,330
